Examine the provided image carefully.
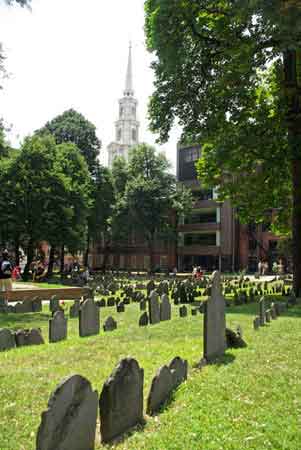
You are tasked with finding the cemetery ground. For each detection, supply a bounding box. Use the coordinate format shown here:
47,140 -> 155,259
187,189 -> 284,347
1,289 -> 301,449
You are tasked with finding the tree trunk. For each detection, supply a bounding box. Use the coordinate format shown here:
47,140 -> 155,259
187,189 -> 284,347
60,244 -> 65,274
14,237 -> 20,266
84,234 -> 90,268
47,245 -> 55,277
148,235 -> 155,274
291,158 -> 301,295
22,238 -> 34,281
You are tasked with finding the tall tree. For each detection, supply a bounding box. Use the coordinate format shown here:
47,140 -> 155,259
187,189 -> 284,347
124,143 -> 192,271
145,0 -> 301,292
37,109 -> 101,174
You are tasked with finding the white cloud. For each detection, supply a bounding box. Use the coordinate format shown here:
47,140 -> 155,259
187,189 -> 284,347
0,0 -> 180,171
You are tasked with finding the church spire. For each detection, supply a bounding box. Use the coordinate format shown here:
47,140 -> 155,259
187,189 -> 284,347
124,42 -> 134,96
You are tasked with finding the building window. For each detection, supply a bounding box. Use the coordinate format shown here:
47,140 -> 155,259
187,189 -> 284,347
119,106 -> 124,118
117,128 -> 122,141
184,233 -> 216,246
132,106 -> 136,117
132,128 -> 137,142
184,147 -> 200,162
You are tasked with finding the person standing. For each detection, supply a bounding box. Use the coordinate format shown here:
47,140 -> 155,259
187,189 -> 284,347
0,249 -> 13,304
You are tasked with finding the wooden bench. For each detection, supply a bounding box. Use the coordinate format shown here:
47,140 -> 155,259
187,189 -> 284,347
0,287 -> 92,303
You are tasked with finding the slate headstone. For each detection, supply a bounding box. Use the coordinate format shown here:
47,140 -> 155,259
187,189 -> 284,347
70,300 -> 80,318
179,305 -> 187,318
139,312 -> 148,327
103,316 -> 117,332
160,294 -> 171,321
140,300 -> 146,311
253,316 -> 260,330
79,299 -> 100,337
169,357 -> 188,390
49,296 -> 60,313
49,311 -> 68,343
15,328 -> 44,347
0,328 -> 15,351
146,365 -> 173,416
270,303 -> 277,319
32,297 -> 42,312
36,374 -> 98,450
203,271 -> 226,362
265,309 -> 271,323
259,297 -> 265,326
99,358 -> 144,443
116,303 -> 125,313
148,291 -> 160,325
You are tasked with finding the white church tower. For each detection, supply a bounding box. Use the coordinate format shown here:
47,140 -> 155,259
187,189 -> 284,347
107,43 -> 140,168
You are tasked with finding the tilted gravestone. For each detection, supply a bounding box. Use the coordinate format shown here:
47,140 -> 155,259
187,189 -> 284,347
15,328 -> 44,347
146,365 -> 173,416
99,358 -> 144,443
179,305 -> 187,318
169,356 -> 188,390
0,328 -> 16,351
160,294 -> 171,321
49,296 -> 60,314
69,300 -> 80,318
49,311 -> 68,343
36,374 -> 98,450
148,291 -> 160,325
203,271 -> 226,362
259,297 -> 265,326
139,312 -> 148,327
79,299 -> 100,337
103,316 -> 117,332
253,316 -> 260,330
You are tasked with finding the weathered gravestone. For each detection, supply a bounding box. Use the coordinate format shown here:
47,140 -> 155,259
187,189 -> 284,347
203,271 -> 226,362
270,303 -> 277,320
49,296 -> 60,314
103,316 -> 117,332
79,299 -> 100,337
32,297 -> 42,312
107,298 -> 115,307
15,328 -> 44,347
148,291 -> 160,325
49,311 -> 68,343
36,374 -> 98,450
253,317 -> 260,330
169,357 -> 188,390
70,300 -> 80,318
226,328 -> 247,348
191,308 -> 198,316
179,305 -> 187,318
265,309 -> 271,323
0,328 -> 15,351
116,303 -> 125,313
146,365 -> 173,416
140,300 -> 146,311
259,297 -> 265,326
99,358 -> 144,443
160,294 -> 171,321
139,312 -> 148,327
15,301 -> 32,314
146,280 -> 155,296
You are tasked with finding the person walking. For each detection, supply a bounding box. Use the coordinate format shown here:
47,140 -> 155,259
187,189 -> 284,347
0,249 -> 13,304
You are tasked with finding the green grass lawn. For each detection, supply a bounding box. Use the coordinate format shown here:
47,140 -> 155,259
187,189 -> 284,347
0,300 -> 301,450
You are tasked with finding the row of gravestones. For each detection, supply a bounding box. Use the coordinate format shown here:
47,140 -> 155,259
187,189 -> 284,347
0,297 -> 42,314
36,356 -> 188,450
253,297 -> 289,329
0,327 -> 44,351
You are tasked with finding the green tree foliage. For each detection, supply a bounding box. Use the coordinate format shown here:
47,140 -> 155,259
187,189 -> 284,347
38,109 -> 101,174
0,134 -> 90,279
145,0 -> 301,291
121,143 -> 192,271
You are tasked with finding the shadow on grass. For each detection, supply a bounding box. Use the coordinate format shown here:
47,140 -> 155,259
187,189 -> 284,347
0,312 -> 50,327
193,352 -> 236,369
101,420 -> 147,448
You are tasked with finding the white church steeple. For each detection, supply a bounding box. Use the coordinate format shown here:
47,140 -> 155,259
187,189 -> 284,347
107,43 -> 140,168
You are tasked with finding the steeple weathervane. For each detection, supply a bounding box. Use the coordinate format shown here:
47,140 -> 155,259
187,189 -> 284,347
124,42 -> 134,96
